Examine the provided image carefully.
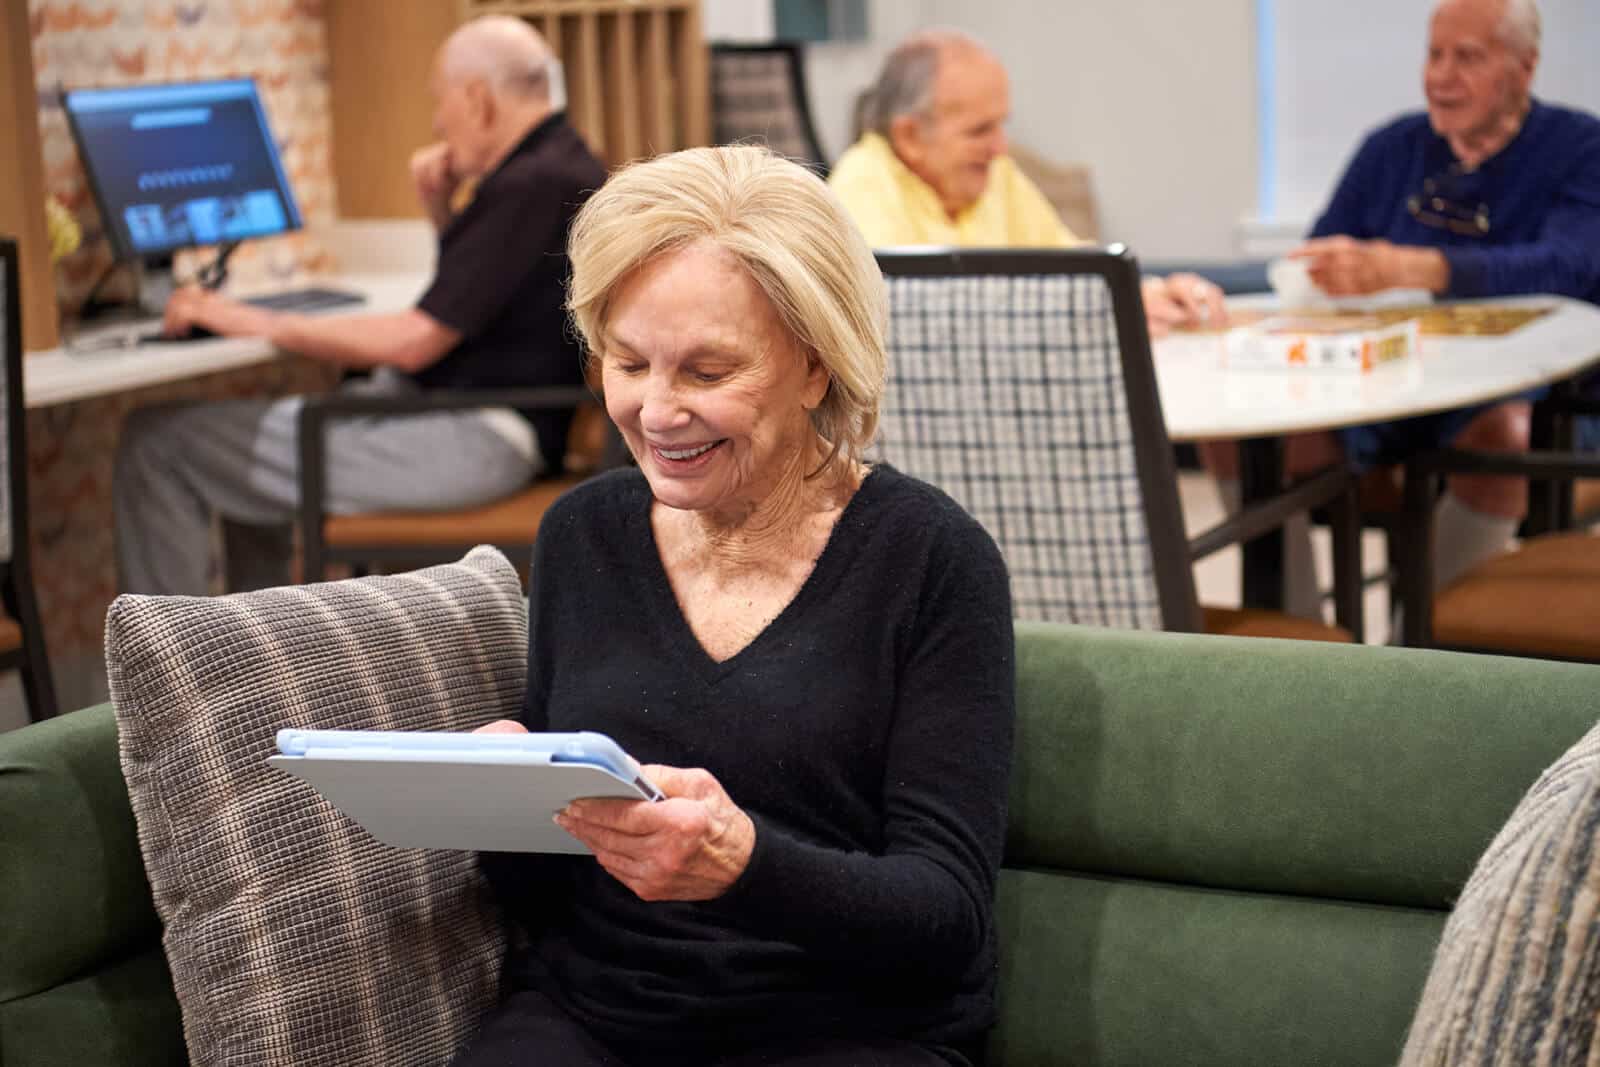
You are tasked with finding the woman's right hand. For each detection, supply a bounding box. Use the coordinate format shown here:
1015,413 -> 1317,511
473,719 -> 528,734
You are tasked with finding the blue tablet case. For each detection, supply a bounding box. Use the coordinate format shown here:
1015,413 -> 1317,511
268,729 -> 661,854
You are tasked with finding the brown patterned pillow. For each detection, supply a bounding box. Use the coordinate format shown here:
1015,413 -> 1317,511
1399,719 -> 1600,1066
107,547 -> 523,1067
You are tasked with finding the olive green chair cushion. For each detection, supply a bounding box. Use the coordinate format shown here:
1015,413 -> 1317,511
0,703 -> 185,1066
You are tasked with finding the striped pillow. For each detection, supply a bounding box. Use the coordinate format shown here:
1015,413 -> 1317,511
107,547 -> 523,1067
1399,719 -> 1600,1066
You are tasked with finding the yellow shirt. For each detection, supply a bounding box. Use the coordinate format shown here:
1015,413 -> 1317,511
827,132 -> 1082,249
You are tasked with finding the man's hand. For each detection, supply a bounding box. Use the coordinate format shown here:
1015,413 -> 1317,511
1292,236 -> 1395,296
1290,237 -> 1451,296
411,142 -> 460,230
1142,273 -> 1227,337
162,285 -> 273,339
555,764 -> 756,902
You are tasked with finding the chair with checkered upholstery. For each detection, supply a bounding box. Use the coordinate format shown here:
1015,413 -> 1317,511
874,247 -> 1360,640
0,238 -> 57,722
709,42 -> 828,173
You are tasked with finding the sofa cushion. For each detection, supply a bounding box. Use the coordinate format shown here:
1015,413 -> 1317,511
1009,623 -> 1600,911
106,547 -> 525,1067
990,868 -> 1445,1067
1399,719 -> 1600,1066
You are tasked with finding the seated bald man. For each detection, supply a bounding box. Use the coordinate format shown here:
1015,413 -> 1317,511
828,28 -> 1225,337
114,15 -> 607,596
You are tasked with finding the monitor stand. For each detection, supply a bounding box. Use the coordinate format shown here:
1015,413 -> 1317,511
129,258 -> 178,320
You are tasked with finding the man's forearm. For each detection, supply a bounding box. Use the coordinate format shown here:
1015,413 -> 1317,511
267,310 -> 451,372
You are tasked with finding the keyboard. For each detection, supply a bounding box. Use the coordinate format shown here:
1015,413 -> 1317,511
241,286 -> 366,312
134,324 -> 219,345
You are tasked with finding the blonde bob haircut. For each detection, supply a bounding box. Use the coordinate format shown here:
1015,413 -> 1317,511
567,145 -> 887,467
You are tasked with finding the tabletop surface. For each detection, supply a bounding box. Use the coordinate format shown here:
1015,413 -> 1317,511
1154,294 -> 1600,441
23,272 -> 427,409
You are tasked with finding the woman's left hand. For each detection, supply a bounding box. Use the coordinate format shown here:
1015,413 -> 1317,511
556,765 -> 756,902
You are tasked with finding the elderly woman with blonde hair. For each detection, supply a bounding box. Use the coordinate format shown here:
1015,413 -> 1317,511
459,145 -> 1014,1067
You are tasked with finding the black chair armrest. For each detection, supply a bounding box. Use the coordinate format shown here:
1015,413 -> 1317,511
300,385 -> 593,421
1410,448 -> 1600,481
1187,466 -> 1353,561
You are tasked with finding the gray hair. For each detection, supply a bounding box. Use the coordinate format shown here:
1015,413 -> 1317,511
1497,0 -> 1541,55
1435,0 -> 1541,56
440,15 -> 552,99
858,29 -> 991,138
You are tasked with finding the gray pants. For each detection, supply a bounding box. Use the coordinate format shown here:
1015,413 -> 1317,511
114,372 -> 541,595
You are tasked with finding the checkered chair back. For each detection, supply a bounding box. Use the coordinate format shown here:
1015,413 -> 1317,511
710,43 -> 828,172
875,248 -> 1199,631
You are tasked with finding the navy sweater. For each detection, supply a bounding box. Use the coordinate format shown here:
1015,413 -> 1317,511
482,465 -> 1015,1056
1311,100 -> 1600,303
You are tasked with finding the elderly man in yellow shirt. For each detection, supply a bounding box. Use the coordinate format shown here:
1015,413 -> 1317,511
830,29 -> 1226,335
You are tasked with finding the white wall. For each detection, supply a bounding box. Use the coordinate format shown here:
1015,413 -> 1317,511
710,0 -> 1256,260
1268,0 -> 1600,228
703,0 -> 776,42
706,0 -> 1600,259
922,0 -> 1256,260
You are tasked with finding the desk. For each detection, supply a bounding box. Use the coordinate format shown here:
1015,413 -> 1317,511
1153,295 -> 1600,611
25,273 -> 427,409
20,267 -> 428,715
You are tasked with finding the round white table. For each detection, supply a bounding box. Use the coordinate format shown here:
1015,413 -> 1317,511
1155,295 -> 1600,442
1152,295 -> 1600,615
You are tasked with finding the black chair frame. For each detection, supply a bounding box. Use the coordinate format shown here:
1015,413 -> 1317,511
709,41 -> 829,174
1399,442 -> 1600,655
0,238 -> 57,722
875,246 -> 1364,638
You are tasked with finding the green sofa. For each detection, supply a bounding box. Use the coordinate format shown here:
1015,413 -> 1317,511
4,624 -> 1596,1066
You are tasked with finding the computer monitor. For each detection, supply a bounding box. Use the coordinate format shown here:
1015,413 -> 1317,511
63,79 -> 302,266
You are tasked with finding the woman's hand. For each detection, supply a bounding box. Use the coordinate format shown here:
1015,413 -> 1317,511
556,765 -> 756,902
472,719 -> 529,734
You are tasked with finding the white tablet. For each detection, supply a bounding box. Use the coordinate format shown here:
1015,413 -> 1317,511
268,728 -> 662,854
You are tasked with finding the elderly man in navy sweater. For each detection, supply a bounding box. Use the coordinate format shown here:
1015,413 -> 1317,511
1216,0 -> 1600,613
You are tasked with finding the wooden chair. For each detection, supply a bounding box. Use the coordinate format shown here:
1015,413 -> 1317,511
874,248 -> 1362,642
709,42 -> 828,173
0,238 -> 57,723
297,387 -> 623,582
1399,442 -> 1600,660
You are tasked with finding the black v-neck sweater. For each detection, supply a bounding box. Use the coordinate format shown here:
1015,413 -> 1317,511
483,464 -> 1015,1055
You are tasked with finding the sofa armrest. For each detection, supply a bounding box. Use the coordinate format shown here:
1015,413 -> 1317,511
0,705 -> 161,1002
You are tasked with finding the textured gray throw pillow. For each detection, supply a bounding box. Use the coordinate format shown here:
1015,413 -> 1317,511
1399,719 -> 1600,1067
107,547 -> 524,1067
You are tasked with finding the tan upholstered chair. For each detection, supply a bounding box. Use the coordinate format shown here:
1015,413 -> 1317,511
1007,144 -> 1102,243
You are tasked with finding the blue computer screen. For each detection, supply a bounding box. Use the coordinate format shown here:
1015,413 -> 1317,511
63,80 -> 302,260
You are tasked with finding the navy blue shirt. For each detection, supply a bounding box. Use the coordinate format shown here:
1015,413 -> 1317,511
1311,100 -> 1600,303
